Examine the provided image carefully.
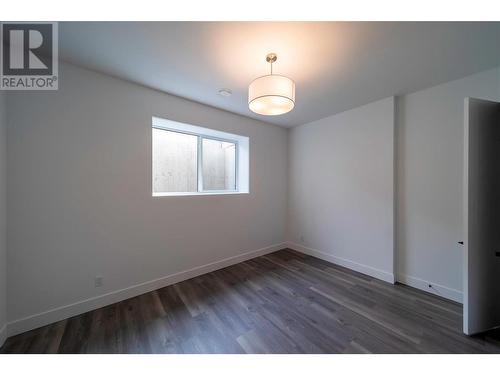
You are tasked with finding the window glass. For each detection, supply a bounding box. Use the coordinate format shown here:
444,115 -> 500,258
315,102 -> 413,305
202,138 -> 236,191
152,128 -> 197,193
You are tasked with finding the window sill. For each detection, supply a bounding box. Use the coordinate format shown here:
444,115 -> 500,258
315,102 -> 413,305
152,191 -> 249,197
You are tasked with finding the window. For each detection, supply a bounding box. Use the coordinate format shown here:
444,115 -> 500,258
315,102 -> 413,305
152,117 -> 249,196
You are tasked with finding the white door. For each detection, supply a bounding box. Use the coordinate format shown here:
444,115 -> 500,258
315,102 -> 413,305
463,97 -> 500,335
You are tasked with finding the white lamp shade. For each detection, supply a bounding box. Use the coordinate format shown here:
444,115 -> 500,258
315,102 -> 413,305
248,75 -> 295,116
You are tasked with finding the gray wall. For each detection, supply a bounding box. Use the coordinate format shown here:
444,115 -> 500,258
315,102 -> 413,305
288,97 -> 395,282
0,91 -> 7,346
396,66 -> 500,301
6,63 -> 288,327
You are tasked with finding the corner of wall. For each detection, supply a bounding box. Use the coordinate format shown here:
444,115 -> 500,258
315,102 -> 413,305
393,95 -> 400,290
285,125 -> 292,243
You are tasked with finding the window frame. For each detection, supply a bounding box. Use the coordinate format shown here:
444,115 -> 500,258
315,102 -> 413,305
152,117 -> 249,197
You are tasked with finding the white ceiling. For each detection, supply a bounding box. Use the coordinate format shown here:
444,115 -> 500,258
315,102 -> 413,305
59,22 -> 500,127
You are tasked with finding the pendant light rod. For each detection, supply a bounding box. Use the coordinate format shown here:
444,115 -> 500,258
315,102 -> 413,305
266,53 -> 277,75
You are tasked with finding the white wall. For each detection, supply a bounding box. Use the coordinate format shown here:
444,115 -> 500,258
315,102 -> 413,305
6,63 -> 288,334
0,91 -> 7,346
396,66 -> 500,302
288,97 -> 395,283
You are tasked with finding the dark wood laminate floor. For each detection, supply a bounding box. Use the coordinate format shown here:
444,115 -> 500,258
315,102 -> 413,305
2,249 -> 500,354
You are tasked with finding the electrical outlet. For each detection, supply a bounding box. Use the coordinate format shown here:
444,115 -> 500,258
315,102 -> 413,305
94,276 -> 103,287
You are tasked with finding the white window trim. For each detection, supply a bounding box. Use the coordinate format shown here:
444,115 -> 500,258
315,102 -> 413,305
152,116 -> 249,197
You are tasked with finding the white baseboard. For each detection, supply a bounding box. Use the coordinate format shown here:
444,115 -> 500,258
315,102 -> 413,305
7,243 -> 286,338
287,242 -> 395,284
285,242 -> 461,303
0,324 -> 6,348
396,273 -> 462,303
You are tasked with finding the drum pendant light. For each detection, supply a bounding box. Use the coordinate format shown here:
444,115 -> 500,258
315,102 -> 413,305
248,53 -> 295,116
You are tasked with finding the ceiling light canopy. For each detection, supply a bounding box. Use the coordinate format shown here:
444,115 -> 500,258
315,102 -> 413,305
218,88 -> 232,97
248,53 -> 295,116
